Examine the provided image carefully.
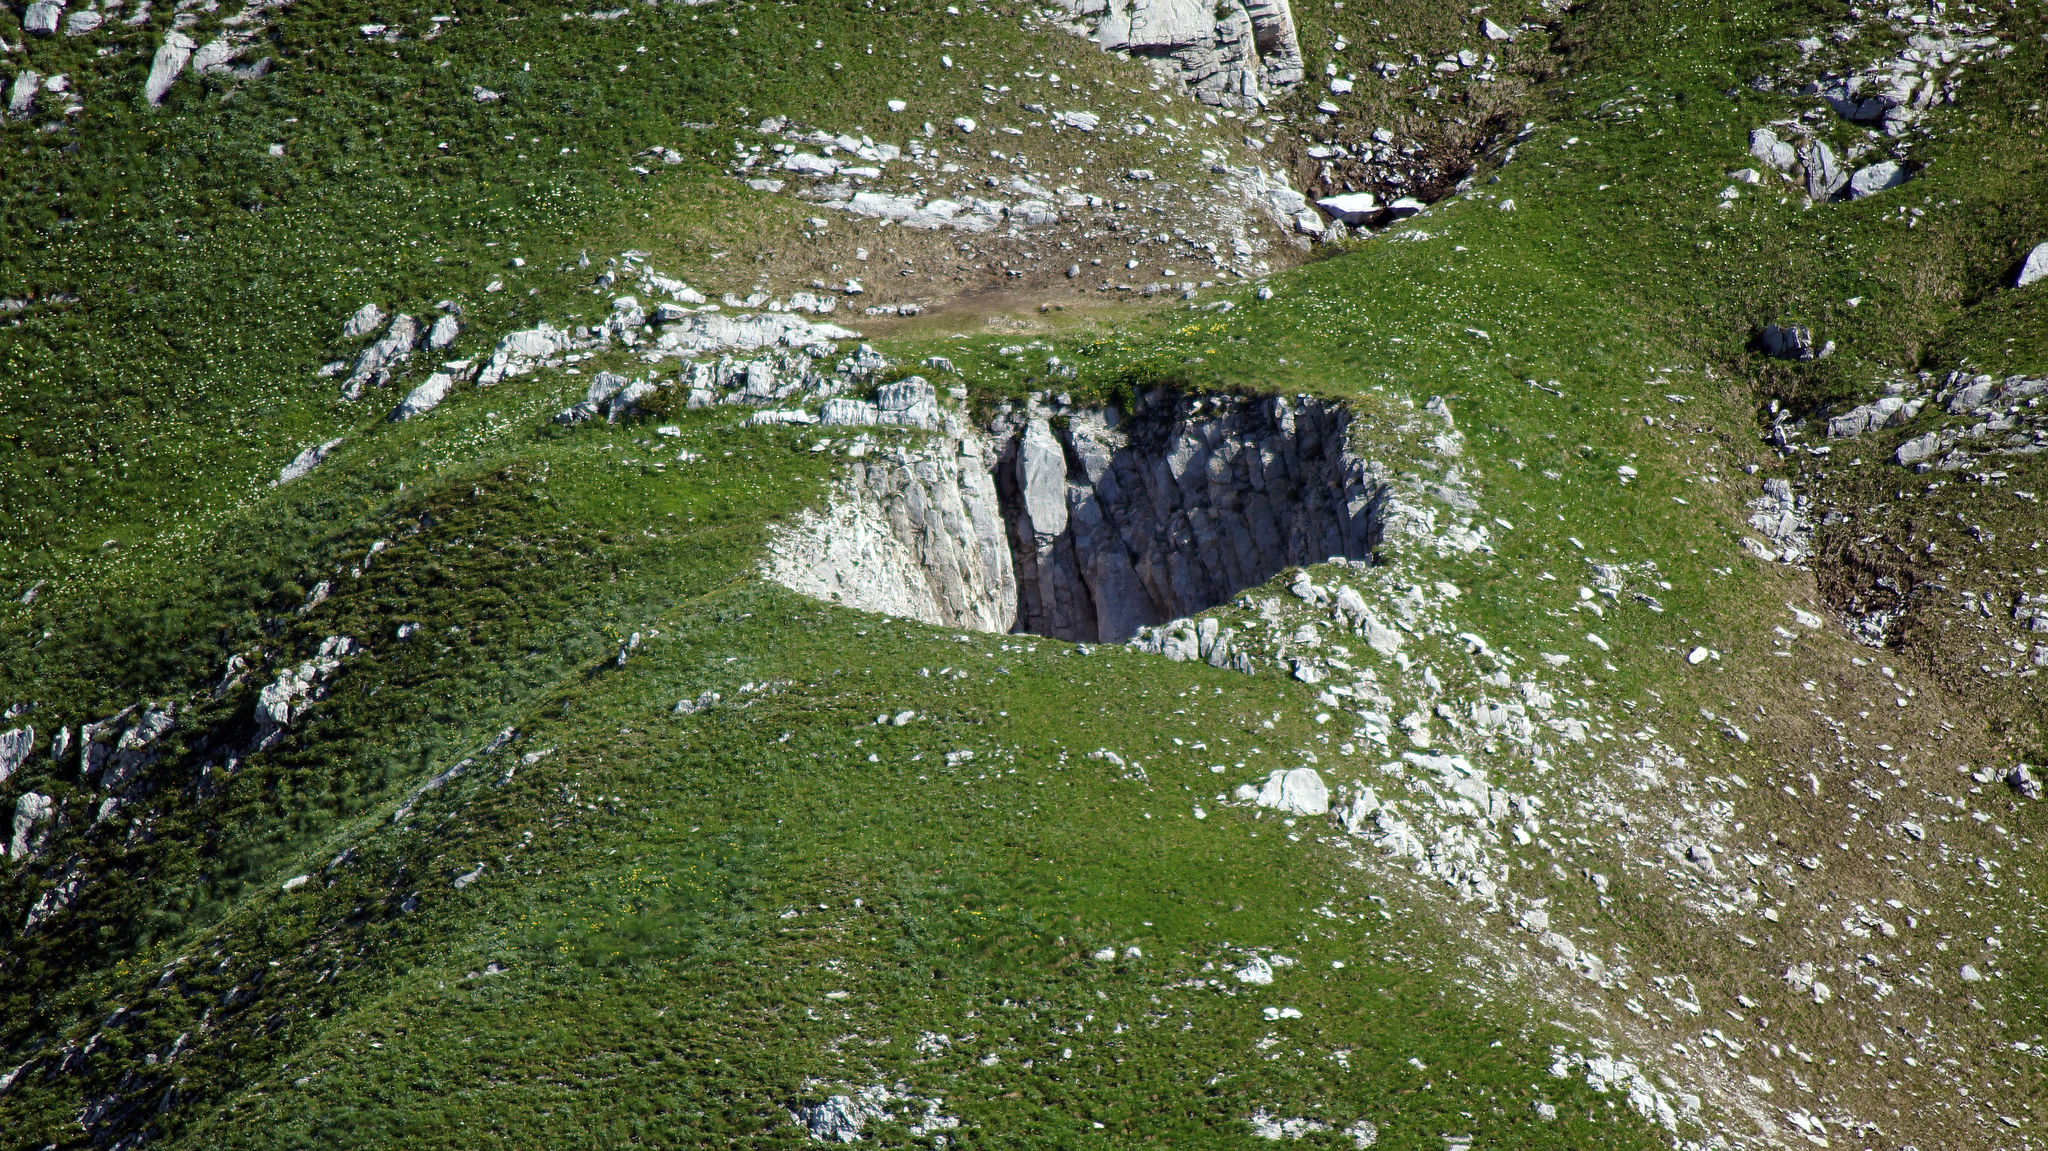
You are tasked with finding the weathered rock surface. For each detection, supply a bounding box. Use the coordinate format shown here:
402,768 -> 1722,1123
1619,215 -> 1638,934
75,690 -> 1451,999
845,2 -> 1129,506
2020,241 -> 2048,288
0,725 -> 33,785
6,70 -> 38,119
342,313 -> 420,398
766,433 -> 1016,632
770,391 -> 1385,642
342,303 -> 388,339
10,792 -> 54,859
476,323 -> 572,387
1073,0 -> 1305,108
1255,766 -> 1329,815
995,394 -> 1382,641
274,437 -> 343,486
1757,323 -> 1826,361
144,32 -> 195,104
389,373 -> 455,421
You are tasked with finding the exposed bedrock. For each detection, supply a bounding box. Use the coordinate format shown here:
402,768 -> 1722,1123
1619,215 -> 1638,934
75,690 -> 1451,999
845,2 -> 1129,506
767,388 -> 1386,641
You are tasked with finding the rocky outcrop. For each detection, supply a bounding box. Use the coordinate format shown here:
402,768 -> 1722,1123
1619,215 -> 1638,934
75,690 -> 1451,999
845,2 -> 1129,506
1062,0 -> 1304,108
994,392 -> 1380,641
768,387 -> 1384,641
764,429 -> 1016,632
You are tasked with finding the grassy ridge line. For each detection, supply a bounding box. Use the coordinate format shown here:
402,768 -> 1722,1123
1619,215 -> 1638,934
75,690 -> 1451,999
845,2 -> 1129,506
16,579 -> 1662,1149
0,413 -> 838,1076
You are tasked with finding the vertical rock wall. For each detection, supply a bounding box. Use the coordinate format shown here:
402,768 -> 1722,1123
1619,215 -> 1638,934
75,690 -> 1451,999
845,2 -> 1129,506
767,388 -> 1386,641
993,393 -> 1383,642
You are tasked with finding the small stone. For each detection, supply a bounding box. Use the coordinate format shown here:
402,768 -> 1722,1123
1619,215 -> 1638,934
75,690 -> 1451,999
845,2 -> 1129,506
1481,18 -> 1513,39
2008,765 -> 2041,800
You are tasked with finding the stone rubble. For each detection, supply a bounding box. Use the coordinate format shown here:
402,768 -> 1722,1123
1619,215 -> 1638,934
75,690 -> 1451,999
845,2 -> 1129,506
785,1081 -> 959,1143
1740,0 -> 2012,205
1744,478 -> 1813,564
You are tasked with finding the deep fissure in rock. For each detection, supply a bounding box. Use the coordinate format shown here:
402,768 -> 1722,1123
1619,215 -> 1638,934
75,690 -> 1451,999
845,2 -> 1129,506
767,389 -> 1385,641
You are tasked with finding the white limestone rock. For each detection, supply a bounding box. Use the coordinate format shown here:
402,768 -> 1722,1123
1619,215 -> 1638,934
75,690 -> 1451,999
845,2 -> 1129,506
6,70 -> 38,118
343,313 -> 420,397
144,32 -> 195,103
389,372 -> 455,421
475,323 -> 571,386
1846,160 -> 1907,199
1747,127 -> 1796,171
2019,242 -> 2048,289
0,726 -> 32,785
426,313 -> 460,350
275,437 -> 343,486
9,792 -> 54,859
1255,767 -> 1328,815
23,1 -> 63,36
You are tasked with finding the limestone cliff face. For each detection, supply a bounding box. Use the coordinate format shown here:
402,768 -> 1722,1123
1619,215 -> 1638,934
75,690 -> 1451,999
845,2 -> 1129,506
767,388 -> 1385,641
1058,0 -> 1304,108
994,393 -> 1382,642
764,432 -> 1018,632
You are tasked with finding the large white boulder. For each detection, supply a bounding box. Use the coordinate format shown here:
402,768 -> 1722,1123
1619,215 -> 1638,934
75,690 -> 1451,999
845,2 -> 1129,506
1255,767 -> 1329,815
144,32 -> 195,103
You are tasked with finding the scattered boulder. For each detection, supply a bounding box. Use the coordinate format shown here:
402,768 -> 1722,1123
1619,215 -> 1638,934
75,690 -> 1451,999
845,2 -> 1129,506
1748,128 -> 1797,171
389,372 -> 455,421
1255,767 -> 1329,816
144,32 -> 196,104
9,793 -> 54,859
426,314 -> 460,349
6,70 -> 38,119
0,726 -> 32,785
342,313 -> 420,398
23,1 -> 62,36
2009,764 -> 2042,800
98,705 -> 175,792
1756,323 -> 1828,362
274,437 -> 343,486
2019,242 -> 2048,289
476,323 -> 572,386
1846,160 -> 1907,199
1315,193 -> 1383,226
1798,140 -> 1847,201
1894,431 -> 1942,466
342,303 -> 387,339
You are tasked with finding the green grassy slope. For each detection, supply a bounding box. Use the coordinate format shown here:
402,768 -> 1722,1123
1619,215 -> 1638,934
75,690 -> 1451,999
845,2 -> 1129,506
3,0 -> 2045,1146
